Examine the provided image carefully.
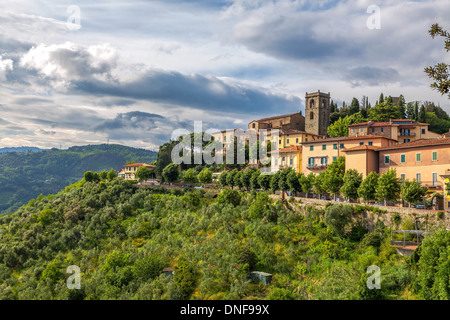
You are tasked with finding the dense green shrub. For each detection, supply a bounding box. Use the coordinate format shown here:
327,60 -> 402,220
217,188 -> 241,207
324,204 -> 353,238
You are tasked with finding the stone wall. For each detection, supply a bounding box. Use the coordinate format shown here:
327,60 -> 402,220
270,195 -> 450,231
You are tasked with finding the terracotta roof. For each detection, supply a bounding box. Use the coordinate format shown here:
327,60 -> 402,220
348,120 -> 429,128
124,163 -> 155,167
341,145 -> 381,152
301,135 -> 395,144
251,113 -> 302,123
281,129 -> 322,137
371,122 -> 392,127
269,146 -> 302,153
280,146 -> 302,152
347,121 -> 371,127
378,137 -> 450,150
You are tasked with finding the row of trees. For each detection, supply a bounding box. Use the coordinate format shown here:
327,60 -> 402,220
134,162 -> 215,186
84,169 -> 117,182
217,157 -> 428,207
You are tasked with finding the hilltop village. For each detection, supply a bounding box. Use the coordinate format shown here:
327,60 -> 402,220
210,91 -> 450,209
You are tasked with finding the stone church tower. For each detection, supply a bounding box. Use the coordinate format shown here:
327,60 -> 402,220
305,90 -> 331,136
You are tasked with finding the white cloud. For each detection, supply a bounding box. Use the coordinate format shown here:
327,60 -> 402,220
20,42 -> 118,87
0,56 -> 13,80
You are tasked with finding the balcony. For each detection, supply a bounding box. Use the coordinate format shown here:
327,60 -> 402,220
420,180 -> 442,189
398,131 -> 416,137
307,164 -> 328,170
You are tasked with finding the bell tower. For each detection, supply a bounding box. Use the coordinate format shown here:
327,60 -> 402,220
305,90 -> 330,136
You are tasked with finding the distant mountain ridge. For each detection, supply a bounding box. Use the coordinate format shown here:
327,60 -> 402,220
0,144 -> 157,214
0,146 -> 46,153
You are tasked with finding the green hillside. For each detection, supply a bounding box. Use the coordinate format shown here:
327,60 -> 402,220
0,144 -> 157,214
0,176 -> 448,300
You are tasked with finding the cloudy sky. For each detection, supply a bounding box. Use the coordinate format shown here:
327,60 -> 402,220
0,0 -> 449,150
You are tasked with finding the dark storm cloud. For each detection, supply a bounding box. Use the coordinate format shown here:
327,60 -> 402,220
72,70 -> 301,115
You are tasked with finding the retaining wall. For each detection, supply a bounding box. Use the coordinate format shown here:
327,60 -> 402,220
270,195 -> 450,231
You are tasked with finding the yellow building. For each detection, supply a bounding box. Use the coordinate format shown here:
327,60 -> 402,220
123,163 -> 155,180
277,129 -> 324,149
443,174 -> 450,211
117,169 -> 126,179
270,146 -> 302,173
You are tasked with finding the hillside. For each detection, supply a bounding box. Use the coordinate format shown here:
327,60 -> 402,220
0,144 -> 157,214
0,177 -> 448,300
0,147 -> 45,153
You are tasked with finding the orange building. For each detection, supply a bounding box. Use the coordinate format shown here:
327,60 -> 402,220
341,145 -> 383,178
301,135 -> 396,175
347,119 -> 440,143
378,138 -> 450,190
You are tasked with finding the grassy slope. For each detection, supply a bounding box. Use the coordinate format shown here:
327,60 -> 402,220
0,179 -> 419,300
